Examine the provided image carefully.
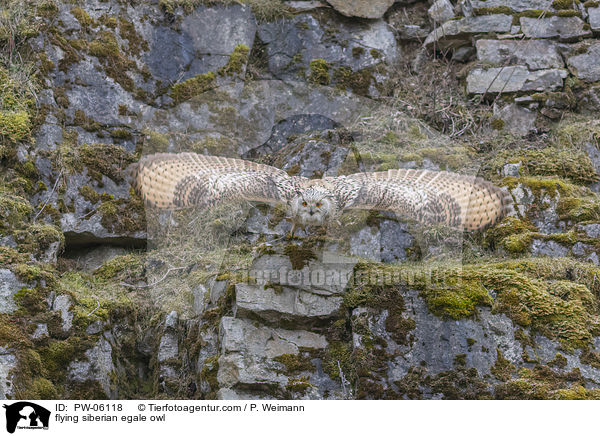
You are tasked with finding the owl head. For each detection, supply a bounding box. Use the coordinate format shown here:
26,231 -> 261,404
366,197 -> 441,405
288,187 -> 337,226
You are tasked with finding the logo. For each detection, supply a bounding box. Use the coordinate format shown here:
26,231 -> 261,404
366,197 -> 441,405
2,402 -> 50,433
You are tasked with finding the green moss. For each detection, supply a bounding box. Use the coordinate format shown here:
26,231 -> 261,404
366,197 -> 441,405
491,349 -> 516,381
370,48 -> 382,59
39,337 -> 94,381
274,353 -> 315,375
286,376 -> 311,394
58,143 -> 136,184
88,30 -> 137,92
73,109 -> 101,132
308,59 -> 331,86
557,195 -> 600,222
511,9 -> 581,24
485,217 -> 536,249
93,254 -> 143,281
349,259 -> 600,350
420,271 -> 493,320
584,0 -> 599,6
37,1 -> 59,18
110,128 -> 133,140
473,6 -> 514,15
284,244 -> 316,270
502,232 -> 533,254
170,72 -> 216,104
14,223 -> 64,257
95,189 -> 145,234
88,32 -> 118,58
333,67 -> 374,96
490,118 -> 505,130
352,46 -> 365,58
0,191 -> 32,233
118,17 -> 148,56
23,377 -> 58,399
552,0 -> 580,8
0,110 -> 31,144
501,176 -> 575,198
70,7 -> 94,28
245,0 -> 293,22
322,341 -> 353,382
217,44 -> 250,77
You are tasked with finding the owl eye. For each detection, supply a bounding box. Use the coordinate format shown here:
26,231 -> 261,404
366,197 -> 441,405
302,201 -> 307,207
316,202 -> 322,207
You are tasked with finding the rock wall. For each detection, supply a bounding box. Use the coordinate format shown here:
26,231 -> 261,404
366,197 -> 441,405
1,0 -> 600,400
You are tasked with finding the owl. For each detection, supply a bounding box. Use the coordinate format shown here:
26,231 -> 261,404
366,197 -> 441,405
128,153 -> 512,232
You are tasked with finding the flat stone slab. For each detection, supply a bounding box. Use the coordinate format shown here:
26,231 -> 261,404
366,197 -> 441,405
325,0 -> 394,18
234,283 -> 343,325
466,66 -> 567,94
476,39 -> 564,70
467,0 -> 555,12
424,15 -> 513,49
567,42 -> 600,82
520,16 -> 592,41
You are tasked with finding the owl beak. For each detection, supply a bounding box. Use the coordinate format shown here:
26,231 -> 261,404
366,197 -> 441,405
309,208 -> 314,215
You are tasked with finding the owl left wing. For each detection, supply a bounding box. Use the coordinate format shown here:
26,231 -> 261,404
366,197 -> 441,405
127,153 -> 298,209
336,169 -> 512,231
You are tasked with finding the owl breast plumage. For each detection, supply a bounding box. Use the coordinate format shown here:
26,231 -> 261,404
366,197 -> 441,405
128,153 -> 512,231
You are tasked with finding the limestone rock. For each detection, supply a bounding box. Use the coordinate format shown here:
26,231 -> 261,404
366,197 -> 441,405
589,7 -> 600,31
424,15 -> 513,49
531,239 -> 569,257
145,4 -> 256,84
466,0 -> 556,12
493,103 -> 537,136
325,0 -> 395,18
68,338 -> 114,398
567,42 -> 600,82
52,294 -> 73,331
217,317 -> 330,394
0,347 -> 16,400
258,14 -> 398,96
428,0 -> 455,24
234,282 -> 343,326
520,16 -> 592,41
466,66 -> 567,94
0,270 -> 26,314
476,39 -> 564,70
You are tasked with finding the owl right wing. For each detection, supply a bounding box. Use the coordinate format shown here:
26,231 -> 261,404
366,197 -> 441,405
338,169 -> 512,231
127,153 -> 298,209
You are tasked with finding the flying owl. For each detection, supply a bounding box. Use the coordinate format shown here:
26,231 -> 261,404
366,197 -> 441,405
128,153 -> 512,232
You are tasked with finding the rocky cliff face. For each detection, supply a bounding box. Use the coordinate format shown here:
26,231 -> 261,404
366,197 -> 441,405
1,0 -> 600,400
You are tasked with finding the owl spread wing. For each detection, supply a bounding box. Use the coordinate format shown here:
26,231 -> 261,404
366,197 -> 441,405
339,169 -> 512,231
128,153 -> 297,208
